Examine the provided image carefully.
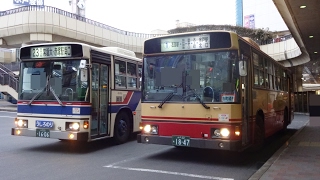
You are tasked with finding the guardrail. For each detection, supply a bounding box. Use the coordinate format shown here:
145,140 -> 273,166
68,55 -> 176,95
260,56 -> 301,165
0,5 -> 166,39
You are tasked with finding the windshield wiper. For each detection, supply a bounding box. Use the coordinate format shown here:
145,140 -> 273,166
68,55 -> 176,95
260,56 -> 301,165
28,75 -> 64,106
28,87 -> 46,105
193,93 -> 210,109
158,92 -> 175,108
28,86 -> 64,106
49,86 -> 64,106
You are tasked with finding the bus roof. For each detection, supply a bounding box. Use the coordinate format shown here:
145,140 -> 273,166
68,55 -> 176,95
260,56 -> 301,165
21,42 -> 141,62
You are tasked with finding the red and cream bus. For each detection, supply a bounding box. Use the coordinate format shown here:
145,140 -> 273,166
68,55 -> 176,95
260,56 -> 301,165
137,31 -> 294,151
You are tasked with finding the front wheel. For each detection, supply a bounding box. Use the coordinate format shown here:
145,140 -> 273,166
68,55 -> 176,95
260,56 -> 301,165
113,112 -> 131,144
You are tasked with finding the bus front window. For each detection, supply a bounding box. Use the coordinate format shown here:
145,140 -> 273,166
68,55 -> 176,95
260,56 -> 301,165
142,51 -> 240,103
19,60 -> 89,102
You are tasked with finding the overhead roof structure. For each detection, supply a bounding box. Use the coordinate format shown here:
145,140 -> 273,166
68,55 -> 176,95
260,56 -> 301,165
273,0 -> 320,88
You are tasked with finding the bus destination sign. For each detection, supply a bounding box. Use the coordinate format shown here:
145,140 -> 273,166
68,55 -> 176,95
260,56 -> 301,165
160,34 -> 210,52
30,45 -> 72,59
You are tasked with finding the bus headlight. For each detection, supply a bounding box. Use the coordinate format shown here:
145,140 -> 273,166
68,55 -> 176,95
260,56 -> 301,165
143,124 -> 158,135
220,128 -> 230,137
15,119 -> 28,128
211,128 -> 230,138
66,122 -> 80,131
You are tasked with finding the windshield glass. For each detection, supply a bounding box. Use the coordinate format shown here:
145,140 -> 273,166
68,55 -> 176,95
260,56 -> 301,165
19,60 -> 89,102
142,51 -> 240,103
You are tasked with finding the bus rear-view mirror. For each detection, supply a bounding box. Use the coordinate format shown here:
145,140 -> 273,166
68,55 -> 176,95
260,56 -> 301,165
79,60 -> 87,69
239,61 -> 247,76
80,69 -> 88,82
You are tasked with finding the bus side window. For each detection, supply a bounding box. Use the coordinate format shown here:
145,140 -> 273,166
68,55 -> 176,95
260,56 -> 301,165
138,64 -> 142,89
127,62 -> 137,88
254,69 -> 259,86
115,60 -> 127,88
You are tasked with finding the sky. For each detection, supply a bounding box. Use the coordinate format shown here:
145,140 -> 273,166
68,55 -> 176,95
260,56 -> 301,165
85,0 -> 236,33
1,0 -> 236,34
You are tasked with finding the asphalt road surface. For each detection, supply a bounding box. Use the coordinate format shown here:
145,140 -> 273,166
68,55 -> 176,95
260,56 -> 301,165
0,111 -> 308,180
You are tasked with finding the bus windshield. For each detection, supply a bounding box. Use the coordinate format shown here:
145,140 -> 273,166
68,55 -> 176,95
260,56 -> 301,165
19,60 -> 89,102
143,51 -> 240,103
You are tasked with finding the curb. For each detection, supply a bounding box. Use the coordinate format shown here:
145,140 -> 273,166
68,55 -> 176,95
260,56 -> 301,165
0,108 -> 17,112
248,120 -> 309,180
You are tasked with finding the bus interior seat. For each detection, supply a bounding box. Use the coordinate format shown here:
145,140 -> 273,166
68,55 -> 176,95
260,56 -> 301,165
203,86 -> 214,102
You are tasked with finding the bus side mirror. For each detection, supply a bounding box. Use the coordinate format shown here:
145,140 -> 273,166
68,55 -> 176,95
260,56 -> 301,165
79,60 -> 87,69
239,61 -> 247,76
79,60 -> 88,81
80,69 -> 88,82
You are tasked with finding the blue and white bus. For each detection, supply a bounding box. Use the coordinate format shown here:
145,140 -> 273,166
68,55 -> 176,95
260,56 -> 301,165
11,42 -> 142,143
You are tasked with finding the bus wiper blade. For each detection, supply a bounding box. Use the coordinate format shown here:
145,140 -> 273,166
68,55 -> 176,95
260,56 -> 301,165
158,92 -> 175,108
193,93 -> 210,109
28,87 -> 46,105
49,86 -> 64,106
28,86 -> 64,106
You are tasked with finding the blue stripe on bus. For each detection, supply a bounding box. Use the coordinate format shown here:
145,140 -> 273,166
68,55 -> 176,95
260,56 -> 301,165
17,105 -> 91,115
17,91 -> 141,115
110,91 -> 141,113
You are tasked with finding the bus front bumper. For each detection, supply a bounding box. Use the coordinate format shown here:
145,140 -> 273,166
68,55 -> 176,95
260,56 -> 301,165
137,134 -> 242,151
11,128 -> 89,141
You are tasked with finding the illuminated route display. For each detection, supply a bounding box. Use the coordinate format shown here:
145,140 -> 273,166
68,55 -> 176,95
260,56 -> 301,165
160,34 -> 210,52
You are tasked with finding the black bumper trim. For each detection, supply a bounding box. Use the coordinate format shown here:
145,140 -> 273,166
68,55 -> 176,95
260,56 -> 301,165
137,134 -> 242,151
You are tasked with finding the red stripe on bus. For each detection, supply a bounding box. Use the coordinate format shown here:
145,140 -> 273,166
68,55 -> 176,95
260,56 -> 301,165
141,116 -> 241,122
110,91 -> 133,105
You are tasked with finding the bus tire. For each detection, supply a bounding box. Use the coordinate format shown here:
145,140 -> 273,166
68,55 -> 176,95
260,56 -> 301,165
113,111 -> 131,144
252,114 -> 265,151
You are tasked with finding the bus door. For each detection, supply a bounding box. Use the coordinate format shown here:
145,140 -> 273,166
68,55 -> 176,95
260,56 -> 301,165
239,53 -> 251,146
91,63 -> 110,137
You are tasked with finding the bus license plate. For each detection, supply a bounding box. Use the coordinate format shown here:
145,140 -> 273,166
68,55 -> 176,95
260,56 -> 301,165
172,136 -> 190,147
36,129 -> 50,138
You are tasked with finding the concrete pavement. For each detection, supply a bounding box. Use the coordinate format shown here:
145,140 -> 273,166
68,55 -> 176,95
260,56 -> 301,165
249,114 -> 319,180
0,99 -> 17,112
1,101 -> 318,180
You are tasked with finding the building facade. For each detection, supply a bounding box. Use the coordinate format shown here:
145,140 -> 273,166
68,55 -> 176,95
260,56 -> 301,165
235,0 -> 243,27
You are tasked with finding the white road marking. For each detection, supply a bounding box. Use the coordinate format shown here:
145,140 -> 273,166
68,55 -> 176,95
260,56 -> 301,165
104,147 -> 172,167
105,165 -> 234,180
0,111 -> 16,113
0,115 -> 15,118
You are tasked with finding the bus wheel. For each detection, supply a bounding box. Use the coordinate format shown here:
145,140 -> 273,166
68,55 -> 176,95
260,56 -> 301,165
113,112 -> 131,144
253,115 -> 265,151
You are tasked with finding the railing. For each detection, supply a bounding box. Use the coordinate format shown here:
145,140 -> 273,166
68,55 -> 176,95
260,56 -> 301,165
1,62 -> 20,72
0,64 -> 19,92
0,5 -> 166,39
0,62 -> 19,73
